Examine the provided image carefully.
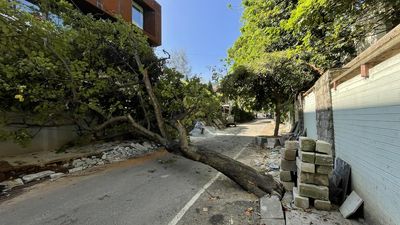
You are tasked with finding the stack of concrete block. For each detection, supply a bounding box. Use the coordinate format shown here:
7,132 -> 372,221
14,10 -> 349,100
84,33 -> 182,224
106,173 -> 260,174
294,138 -> 333,211
279,140 -> 299,191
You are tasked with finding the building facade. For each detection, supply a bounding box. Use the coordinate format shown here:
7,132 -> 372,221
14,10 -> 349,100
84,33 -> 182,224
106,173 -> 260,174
74,0 -> 161,46
18,0 -> 161,46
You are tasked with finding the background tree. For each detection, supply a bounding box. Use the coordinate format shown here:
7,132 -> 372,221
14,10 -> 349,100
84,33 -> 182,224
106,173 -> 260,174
167,49 -> 192,79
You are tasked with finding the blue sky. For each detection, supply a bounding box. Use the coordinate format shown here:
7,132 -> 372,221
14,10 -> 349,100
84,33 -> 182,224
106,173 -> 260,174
155,0 -> 243,81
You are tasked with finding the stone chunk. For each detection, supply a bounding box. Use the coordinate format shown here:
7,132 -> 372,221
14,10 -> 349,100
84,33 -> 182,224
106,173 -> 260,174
260,195 -> 284,220
293,187 -> 310,209
314,200 -> 331,211
279,170 -> 292,182
68,167 -> 83,173
285,141 -> 299,150
282,148 -> 297,161
339,191 -> 363,218
316,140 -> 332,155
50,173 -> 65,180
281,159 -> 297,171
296,157 -> 315,173
299,137 -> 316,152
298,172 -> 329,186
282,181 -> 295,191
316,165 -> 333,175
0,178 -> 24,190
22,170 -> 55,183
315,153 -> 333,166
300,152 -> 315,163
298,183 -> 329,201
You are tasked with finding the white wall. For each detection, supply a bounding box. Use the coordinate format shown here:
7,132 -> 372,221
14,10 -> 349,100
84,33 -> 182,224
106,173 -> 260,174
332,53 -> 400,225
303,91 -> 318,139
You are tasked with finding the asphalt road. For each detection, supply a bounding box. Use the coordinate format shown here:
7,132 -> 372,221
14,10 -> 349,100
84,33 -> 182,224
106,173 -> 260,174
0,119 -> 273,225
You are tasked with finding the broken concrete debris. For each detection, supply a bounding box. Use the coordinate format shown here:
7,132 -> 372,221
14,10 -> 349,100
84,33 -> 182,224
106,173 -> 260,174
0,141 -> 159,196
22,170 -> 55,183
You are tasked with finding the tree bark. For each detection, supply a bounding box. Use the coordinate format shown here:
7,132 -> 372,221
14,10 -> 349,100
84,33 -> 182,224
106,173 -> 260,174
273,102 -> 281,137
174,120 -> 284,198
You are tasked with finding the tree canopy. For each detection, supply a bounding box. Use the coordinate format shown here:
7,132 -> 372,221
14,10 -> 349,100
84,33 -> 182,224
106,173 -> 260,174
223,0 -> 400,135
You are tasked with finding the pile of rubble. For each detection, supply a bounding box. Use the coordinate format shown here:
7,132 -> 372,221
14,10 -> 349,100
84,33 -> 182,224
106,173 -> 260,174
0,141 -> 159,196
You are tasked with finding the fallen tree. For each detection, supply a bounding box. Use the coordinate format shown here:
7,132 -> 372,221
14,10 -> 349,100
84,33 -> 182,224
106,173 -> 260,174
0,0 -> 283,197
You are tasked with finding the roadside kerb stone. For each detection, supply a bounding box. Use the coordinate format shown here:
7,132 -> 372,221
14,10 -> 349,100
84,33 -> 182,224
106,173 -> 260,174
316,165 -> 333,175
296,157 -> 315,173
282,148 -> 297,161
298,183 -> 329,201
315,199 -> 332,211
298,171 -> 329,186
281,159 -> 297,171
315,153 -> 333,166
279,170 -> 292,182
293,187 -> 309,209
285,141 -> 299,150
260,219 -> 285,225
316,140 -> 332,155
299,137 -> 316,152
300,151 -> 315,163
22,170 -> 55,183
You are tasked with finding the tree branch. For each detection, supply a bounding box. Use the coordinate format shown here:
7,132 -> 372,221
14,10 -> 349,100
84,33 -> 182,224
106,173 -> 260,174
134,53 -> 168,139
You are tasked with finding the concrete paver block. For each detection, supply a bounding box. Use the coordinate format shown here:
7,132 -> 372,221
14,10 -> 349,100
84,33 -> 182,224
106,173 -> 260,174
299,172 -> 329,186
282,181 -> 295,192
260,195 -> 284,220
316,165 -> 333,175
279,170 -> 292,182
314,199 -> 331,211
300,151 -> 315,163
281,159 -> 297,171
315,153 -> 333,166
282,148 -> 297,161
296,157 -> 315,173
285,140 -> 299,150
316,140 -> 332,155
339,191 -> 363,218
299,137 -> 316,152
293,187 -> 310,209
260,218 -> 285,225
298,183 -> 329,200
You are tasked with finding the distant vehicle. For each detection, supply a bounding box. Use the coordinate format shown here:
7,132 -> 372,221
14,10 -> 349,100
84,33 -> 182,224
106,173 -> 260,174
221,104 -> 236,127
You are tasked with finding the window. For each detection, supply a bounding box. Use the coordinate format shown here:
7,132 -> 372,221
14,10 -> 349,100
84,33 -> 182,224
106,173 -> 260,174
16,0 -> 63,26
132,2 -> 143,29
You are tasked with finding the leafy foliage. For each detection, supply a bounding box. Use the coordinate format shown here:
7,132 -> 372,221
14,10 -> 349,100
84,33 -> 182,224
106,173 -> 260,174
0,0 -> 221,145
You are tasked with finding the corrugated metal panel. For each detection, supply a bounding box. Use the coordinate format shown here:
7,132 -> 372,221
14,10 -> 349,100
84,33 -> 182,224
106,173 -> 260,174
303,91 -> 317,139
332,53 -> 400,225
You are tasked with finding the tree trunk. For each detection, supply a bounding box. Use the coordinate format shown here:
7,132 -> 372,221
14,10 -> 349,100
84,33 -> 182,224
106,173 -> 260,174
179,146 -> 284,198
173,121 -> 284,198
273,102 -> 281,137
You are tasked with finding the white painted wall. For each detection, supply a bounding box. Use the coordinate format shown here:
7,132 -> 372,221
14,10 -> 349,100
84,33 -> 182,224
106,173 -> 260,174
303,91 -> 318,139
332,53 -> 400,225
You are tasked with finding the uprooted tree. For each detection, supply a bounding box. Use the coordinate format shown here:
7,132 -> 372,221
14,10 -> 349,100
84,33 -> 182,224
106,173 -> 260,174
0,0 -> 284,197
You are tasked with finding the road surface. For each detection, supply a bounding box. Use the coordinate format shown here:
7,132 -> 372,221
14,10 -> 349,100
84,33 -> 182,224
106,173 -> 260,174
0,119 -> 277,225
